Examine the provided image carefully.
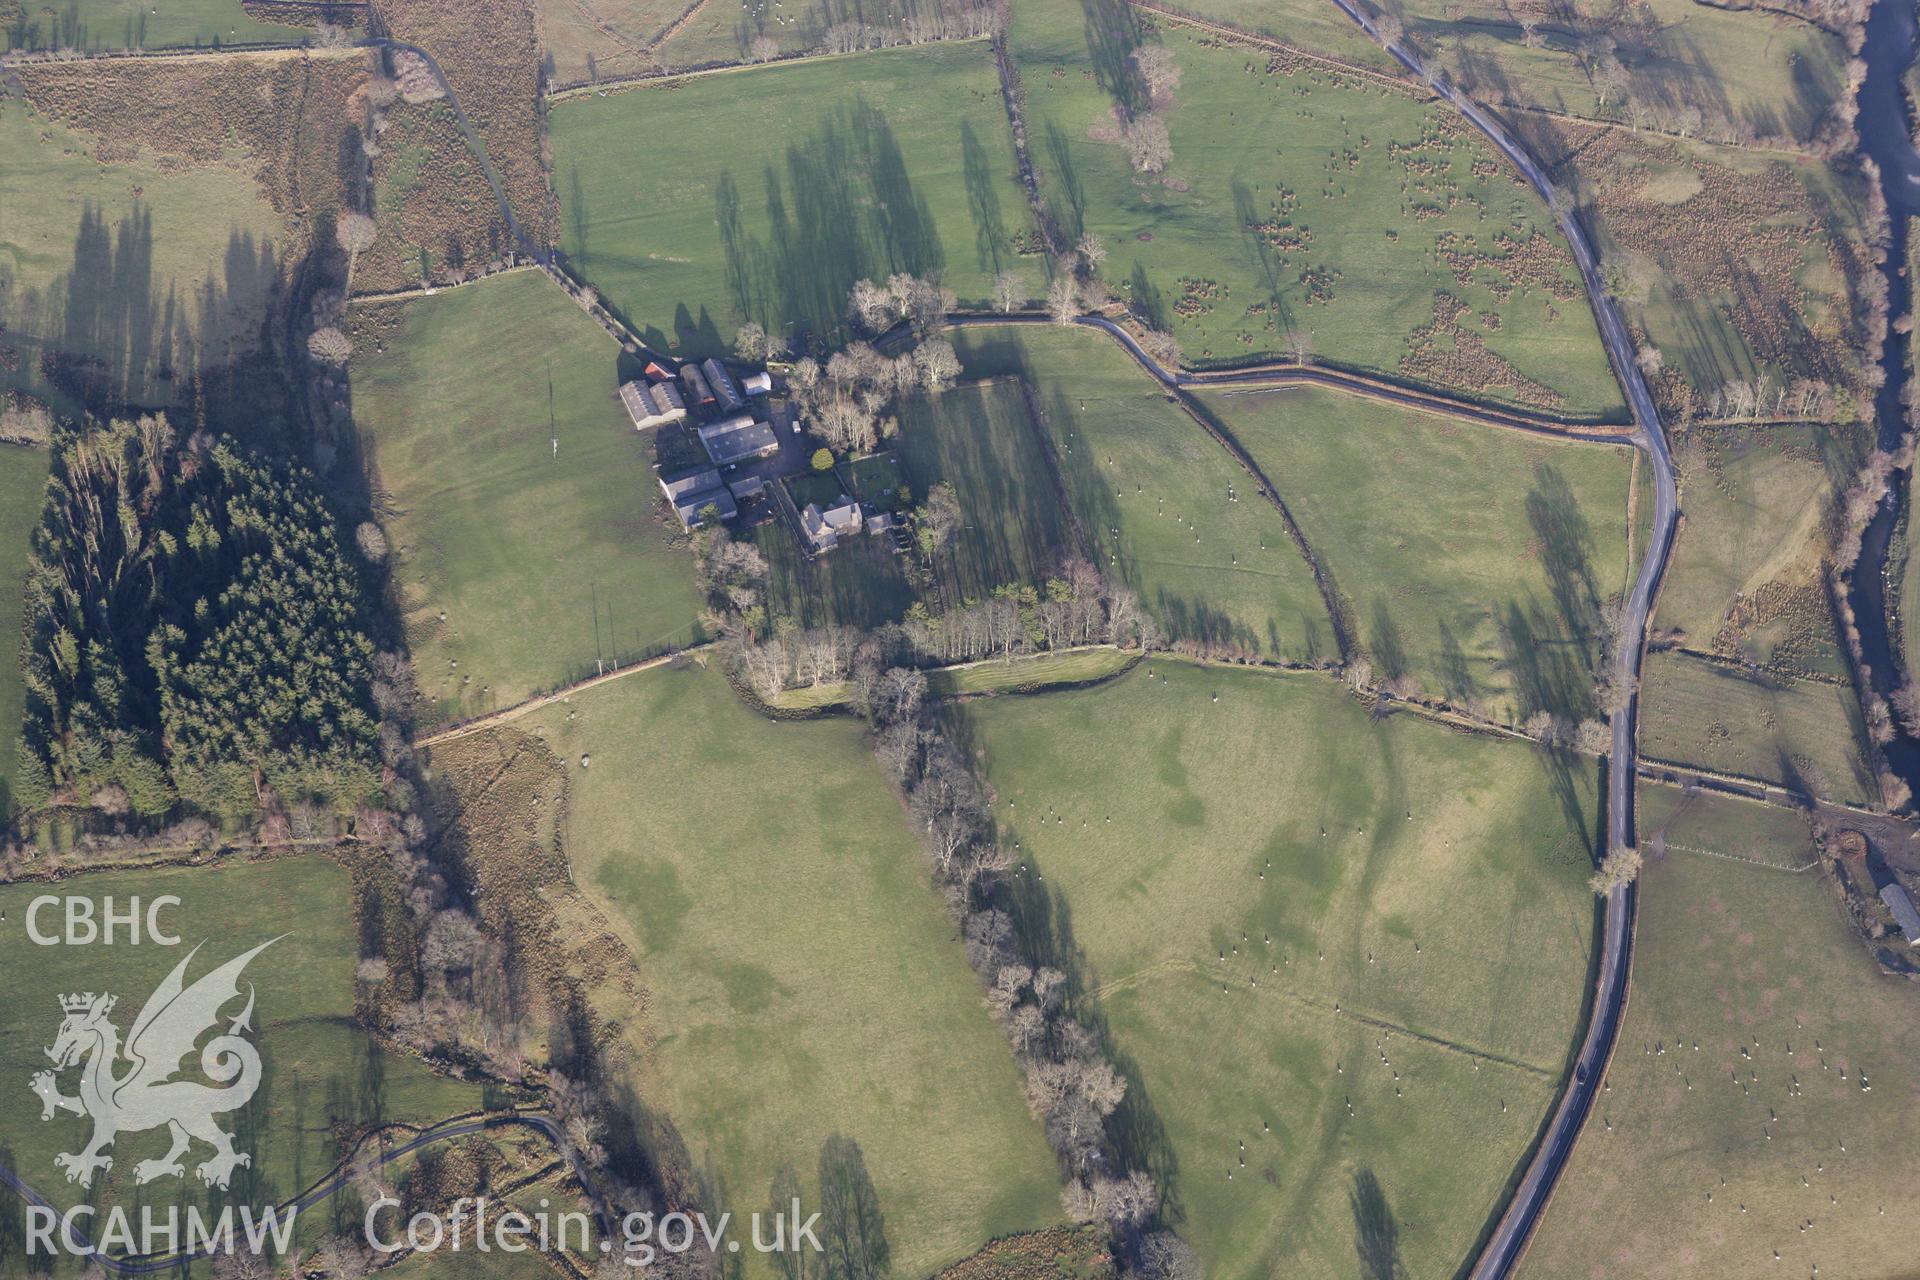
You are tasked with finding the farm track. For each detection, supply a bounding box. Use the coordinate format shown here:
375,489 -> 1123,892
412,644 -> 716,748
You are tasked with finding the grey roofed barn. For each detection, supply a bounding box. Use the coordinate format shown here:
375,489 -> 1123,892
1881,882 -> 1920,945
702,358 -> 745,411
619,380 -> 686,430
697,413 -> 780,465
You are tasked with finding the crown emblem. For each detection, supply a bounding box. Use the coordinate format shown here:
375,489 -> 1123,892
60,992 -> 111,1014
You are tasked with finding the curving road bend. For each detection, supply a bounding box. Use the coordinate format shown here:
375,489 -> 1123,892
1287,1 -> 1680,1273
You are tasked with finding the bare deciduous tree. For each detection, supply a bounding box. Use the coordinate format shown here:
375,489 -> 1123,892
336,212 -> 377,290
1047,273 -> 1080,325
308,327 -> 353,365
1077,230 -> 1108,274
749,34 -> 779,62
1131,44 -> 1182,103
1123,113 -> 1173,173
993,268 -> 1026,312
1588,845 -> 1642,895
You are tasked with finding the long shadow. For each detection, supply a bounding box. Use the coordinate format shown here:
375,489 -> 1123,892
1351,1169 -> 1405,1280
706,96 -> 944,354
961,118 -> 1008,275
1080,0 -> 1145,116
1525,463 -> 1601,665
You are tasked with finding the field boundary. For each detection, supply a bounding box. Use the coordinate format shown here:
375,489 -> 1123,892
414,645 -> 714,747
545,34 -> 992,101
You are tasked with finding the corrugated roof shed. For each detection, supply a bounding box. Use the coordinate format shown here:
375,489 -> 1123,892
697,413 -> 780,466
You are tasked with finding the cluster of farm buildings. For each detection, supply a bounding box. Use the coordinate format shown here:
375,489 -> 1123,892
621,357 -> 900,555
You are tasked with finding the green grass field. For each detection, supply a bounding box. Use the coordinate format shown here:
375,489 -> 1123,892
951,327 -> 1335,661
1656,424 -> 1860,680
959,662 -> 1601,1280
0,857 -> 480,1220
0,443 -> 50,816
896,378 -> 1078,601
1636,781 -> 1817,871
346,271 -> 706,725
1522,842 -> 1920,1280
0,95 -> 287,415
2,0 -> 310,51
1137,0 -> 1397,68
1202,385 -> 1635,718
1640,650 -> 1873,806
1009,5 -> 1622,413
522,663 -> 1063,1277
763,644 -> 1135,709
551,43 -> 1036,357
1397,0 -> 1850,148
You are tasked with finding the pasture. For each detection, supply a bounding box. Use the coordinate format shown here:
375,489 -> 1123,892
1640,650 -> 1874,806
550,43 -> 1035,357
895,378 -> 1079,601
0,443 -> 50,816
522,663 -> 1064,1278
346,271 -> 706,725
951,327 -> 1335,662
1397,0 -> 1850,148
1202,385 -> 1635,718
761,644 -> 1136,709
1521,841 -> 1920,1280
1636,782 -> 1817,871
0,94 -> 288,415
0,857 -> 480,1220
2,0 -> 309,51
1655,423 -> 1860,680
1008,4 -> 1623,413
958,662 -> 1601,1280
1538,122 -> 1875,421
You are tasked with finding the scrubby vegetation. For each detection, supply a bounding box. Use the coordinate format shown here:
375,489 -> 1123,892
15,415 -> 390,820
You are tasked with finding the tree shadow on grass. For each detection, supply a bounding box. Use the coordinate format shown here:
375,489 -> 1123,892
1351,1168 -> 1405,1280
710,96 -> 943,355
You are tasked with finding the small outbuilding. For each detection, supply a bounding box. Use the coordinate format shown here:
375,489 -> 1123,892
743,370 -> 774,396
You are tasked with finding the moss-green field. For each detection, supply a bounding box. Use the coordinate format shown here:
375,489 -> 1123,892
1397,0 -> 1850,148
1204,385 -> 1635,718
347,271 -> 706,725
960,662 -> 1600,1280
551,43 -> 1035,357
0,443 -> 50,816
1009,5 -> 1622,412
1655,424 -> 1859,680
1523,840 -> 1920,1280
1640,650 -> 1873,806
0,857 -> 480,1218
2,0 -> 310,51
522,663 -> 1064,1278
952,327 -> 1335,661
1636,782 -> 1817,871
0,95 -> 287,415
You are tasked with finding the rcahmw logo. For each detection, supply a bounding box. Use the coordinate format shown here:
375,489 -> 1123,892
23,936 -> 293,1260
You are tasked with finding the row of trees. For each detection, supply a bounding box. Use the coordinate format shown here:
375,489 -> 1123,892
731,558 -> 1154,697
16,416 -> 390,821
856,662 -> 1193,1277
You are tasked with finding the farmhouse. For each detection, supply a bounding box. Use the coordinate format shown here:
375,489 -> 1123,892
697,413 -> 781,466
1881,882 -> 1920,946
702,358 -> 745,411
658,465 -> 738,530
619,379 -> 687,430
801,495 -> 864,552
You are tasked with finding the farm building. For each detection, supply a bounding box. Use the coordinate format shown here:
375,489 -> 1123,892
743,370 -> 773,396
801,496 -> 863,552
1881,882 -> 1920,945
681,363 -> 715,407
697,413 -> 780,466
619,379 -> 687,430
727,474 -> 767,502
702,358 -> 745,411
658,465 -> 737,530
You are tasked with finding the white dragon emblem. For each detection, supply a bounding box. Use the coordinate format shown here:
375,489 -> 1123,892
30,938 -> 281,1190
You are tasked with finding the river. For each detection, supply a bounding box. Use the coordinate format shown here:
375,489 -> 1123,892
1847,0 -> 1920,792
